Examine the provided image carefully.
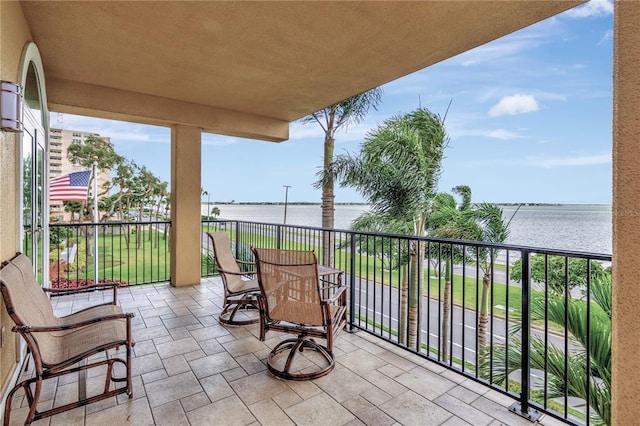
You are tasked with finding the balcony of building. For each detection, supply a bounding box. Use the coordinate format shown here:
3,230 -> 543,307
8,276 -> 567,426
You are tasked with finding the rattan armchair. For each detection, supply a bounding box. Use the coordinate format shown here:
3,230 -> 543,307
0,253 -> 134,426
207,232 -> 260,325
251,247 -> 347,380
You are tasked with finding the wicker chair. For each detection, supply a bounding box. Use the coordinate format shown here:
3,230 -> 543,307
206,232 -> 260,325
251,247 -> 347,380
0,253 -> 134,426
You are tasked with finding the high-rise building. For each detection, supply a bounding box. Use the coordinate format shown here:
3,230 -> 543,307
49,128 -> 111,222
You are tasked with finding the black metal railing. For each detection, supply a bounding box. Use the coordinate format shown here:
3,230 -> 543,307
202,219 -> 611,426
48,219 -> 611,425
49,221 -> 170,286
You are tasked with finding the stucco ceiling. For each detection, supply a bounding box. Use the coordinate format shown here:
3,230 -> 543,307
20,1 -> 582,141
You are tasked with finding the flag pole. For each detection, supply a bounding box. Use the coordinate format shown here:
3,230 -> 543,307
93,159 -> 99,285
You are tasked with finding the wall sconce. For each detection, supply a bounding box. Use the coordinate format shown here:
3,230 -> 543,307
1,81 -> 23,132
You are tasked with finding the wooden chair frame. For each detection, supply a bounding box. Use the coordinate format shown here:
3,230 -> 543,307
251,247 -> 347,381
0,253 -> 134,425
207,232 -> 260,325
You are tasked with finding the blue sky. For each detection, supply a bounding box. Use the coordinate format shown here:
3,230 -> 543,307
55,0 -> 613,205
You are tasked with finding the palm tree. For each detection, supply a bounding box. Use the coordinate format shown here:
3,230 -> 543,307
428,192 -> 476,361
485,273 -> 611,425
303,88 -> 383,266
327,107 -> 447,347
429,189 -> 510,360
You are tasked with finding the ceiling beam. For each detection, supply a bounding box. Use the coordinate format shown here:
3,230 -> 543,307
46,78 -> 289,142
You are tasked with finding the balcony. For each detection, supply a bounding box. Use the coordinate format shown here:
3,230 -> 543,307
35,220 -> 610,425
9,277 -> 565,426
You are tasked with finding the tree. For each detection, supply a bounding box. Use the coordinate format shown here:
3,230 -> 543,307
304,88 -> 383,266
429,189 -> 510,359
327,107 -> 447,347
485,272 -> 611,425
67,135 -> 124,221
511,254 -> 607,295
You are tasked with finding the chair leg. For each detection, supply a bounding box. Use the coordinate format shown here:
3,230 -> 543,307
219,293 -> 260,325
267,336 -> 335,381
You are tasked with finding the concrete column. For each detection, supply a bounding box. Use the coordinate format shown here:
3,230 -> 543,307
170,125 -> 202,287
612,2 -> 640,425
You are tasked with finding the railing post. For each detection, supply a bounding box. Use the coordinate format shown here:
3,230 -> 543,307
348,232 -> 357,332
234,221 -> 240,259
510,249 -> 542,421
276,225 -> 282,249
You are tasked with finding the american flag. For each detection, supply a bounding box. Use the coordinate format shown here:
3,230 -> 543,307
49,170 -> 92,202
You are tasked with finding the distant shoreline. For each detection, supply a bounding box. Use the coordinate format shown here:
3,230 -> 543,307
207,201 -> 611,206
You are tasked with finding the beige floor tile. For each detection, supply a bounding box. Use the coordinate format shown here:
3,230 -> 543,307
337,348 -> 387,375
285,393 -> 356,426
199,373 -> 235,403
180,390 -> 211,412
229,372 -> 290,406
471,396 -> 533,425
313,365 -> 375,403
362,369 -> 408,397
342,395 -> 395,426
155,337 -> 200,359
271,388 -> 304,410
395,365 -> 457,400
145,371 -> 203,408
434,393 -> 493,426
222,336 -> 270,357
151,400 -> 188,426
84,397 -> 153,425
187,395 -> 256,426
379,390 -> 452,425
162,354 -> 191,376
189,351 -> 240,378
248,398 -> 295,426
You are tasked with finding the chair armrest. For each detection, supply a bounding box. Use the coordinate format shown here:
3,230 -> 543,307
323,285 -> 346,303
43,282 -> 122,303
218,267 -> 256,277
13,312 -> 135,333
43,282 -> 123,294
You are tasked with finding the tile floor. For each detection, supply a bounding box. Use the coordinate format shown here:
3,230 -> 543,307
7,279 -> 567,426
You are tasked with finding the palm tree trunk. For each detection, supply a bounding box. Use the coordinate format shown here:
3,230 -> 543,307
442,259 -> 452,361
321,133 -> 335,266
478,271 -> 491,356
399,272 -> 408,345
408,241 -> 423,349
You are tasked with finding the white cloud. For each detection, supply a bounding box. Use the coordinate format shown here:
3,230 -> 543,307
485,129 -> 520,140
450,127 -> 522,140
597,29 -> 613,46
529,153 -> 611,168
488,94 -> 539,117
565,0 -> 613,18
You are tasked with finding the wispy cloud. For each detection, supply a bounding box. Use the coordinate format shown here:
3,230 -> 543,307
451,127 -> 523,140
528,153 -> 611,168
597,29 -> 613,46
488,94 -> 539,117
565,0 -> 613,18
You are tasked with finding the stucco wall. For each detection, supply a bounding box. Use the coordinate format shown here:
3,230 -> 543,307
0,0 -> 32,396
612,2 -> 640,425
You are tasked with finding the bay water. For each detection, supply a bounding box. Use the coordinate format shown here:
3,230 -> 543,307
204,203 -> 612,255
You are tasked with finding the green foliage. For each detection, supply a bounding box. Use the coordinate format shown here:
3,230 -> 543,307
510,254 -> 608,295
201,253 -> 217,276
483,273 -> 611,425
49,226 -> 73,246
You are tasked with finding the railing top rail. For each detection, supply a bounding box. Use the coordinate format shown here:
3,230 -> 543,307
50,220 -> 171,227
208,219 -> 612,261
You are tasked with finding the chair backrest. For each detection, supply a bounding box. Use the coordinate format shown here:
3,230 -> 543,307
207,232 -> 244,292
252,248 -> 324,326
0,253 -> 57,329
